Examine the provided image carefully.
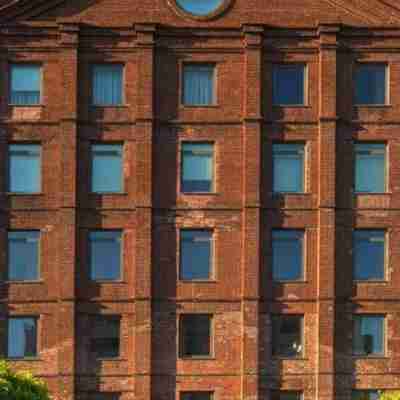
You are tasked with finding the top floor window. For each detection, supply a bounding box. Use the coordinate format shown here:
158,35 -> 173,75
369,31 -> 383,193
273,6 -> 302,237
273,64 -> 306,106
183,64 -> 215,106
92,64 -> 123,106
355,64 -> 387,105
10,64 -> 41,106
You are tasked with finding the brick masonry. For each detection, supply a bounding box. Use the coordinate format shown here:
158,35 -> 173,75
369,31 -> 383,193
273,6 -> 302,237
1,0 -> 400,399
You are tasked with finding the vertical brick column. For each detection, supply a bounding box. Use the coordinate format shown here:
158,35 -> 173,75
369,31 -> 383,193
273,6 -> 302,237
134,23 -> 155,400
57,22 -> 79,400
241,24 -> 263,400
317,23 -> 340,400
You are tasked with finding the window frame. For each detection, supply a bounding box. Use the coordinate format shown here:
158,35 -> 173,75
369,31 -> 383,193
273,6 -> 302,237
272,63 -> 308,107
272,314 -> 304,359
271,391 -> 304,400
179,314 -> 214,359
354,62 -> 389,106
178,229 -> 215,282
89,315 -> 121,359
180,391 -> 214,400
181,62 -> 217,107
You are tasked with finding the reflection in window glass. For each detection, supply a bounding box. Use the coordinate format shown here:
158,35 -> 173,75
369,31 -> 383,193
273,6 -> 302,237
90,316 -> 120,358
180,314 -> 212,357
181,392 -> 213,400
92,64 -> 123,106
353,315 -> 384,356
352,391 -> 379,400
10,64 -> 41,105
272,315 -> 303,358
271,392 -> 303,400
273,65 -> 305,105
7,318 -> 37,358
355,64 -> 386,105
176,0 -> 224,15
183,64 -> 215,106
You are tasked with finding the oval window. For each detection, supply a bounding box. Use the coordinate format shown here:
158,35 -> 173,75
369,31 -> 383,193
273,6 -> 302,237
175,0 -> 225,16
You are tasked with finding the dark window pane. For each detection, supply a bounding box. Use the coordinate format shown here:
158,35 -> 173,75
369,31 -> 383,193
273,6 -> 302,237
8,231 -> 40,281
89,231 -> 122,281
183,65 -> 215,106
92,65 -> 123,106
8,318 -> 37,358
182,143 -> 213,193
176,0 -> 224,15
273,65 -> 305,105
9,144 -> 41,193
271,392 -> 302,400
355,64 -> 386,105
10,64 -> 41,105
272,316 -> 303,357
181,392 -> 213,400
352,391 -> 379,400
353,315 -> 384,356
90,316 -> 120,358
272,230 -> 303,281
180,314 -> 211,357
180,230 -> 212,280
353,231 -> 385,281
355,143 -> 386,193
91,144 -> 123,193
273,144 -> 304,193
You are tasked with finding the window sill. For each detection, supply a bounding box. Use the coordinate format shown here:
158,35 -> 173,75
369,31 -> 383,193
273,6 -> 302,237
3,280 -> 43,284
272,104 -> 310,108
179,279 -> 218,283
6,192 -> 43,196
95,357 -> 124,361
90,280 -> 125,284
180,356 -> 215,360
353,280 -> 388,284
180,104 -> 219,109
272,356 -> 306,360
6,357 -> 41,361
8,104 -> 44,108
89,192 -> 128,196
353,192 -> 390,196
181,192 -> 219,196
271,192 -> 309,196
352,355 -> 387,359
354,104 -> 391,108
273,280 -> 307,284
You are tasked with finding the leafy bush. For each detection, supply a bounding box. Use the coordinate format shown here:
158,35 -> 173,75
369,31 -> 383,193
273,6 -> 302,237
0,360 -> 50,400
380,392 -> 400,400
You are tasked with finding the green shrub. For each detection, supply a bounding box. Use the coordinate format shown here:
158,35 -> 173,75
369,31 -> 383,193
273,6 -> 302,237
0,360 -> 50,400
380,392 -> 400,400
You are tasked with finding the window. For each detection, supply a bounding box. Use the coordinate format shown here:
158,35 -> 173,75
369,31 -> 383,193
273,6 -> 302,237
181,143 -> 214,193
8,144 -> 41,193
10,64 -> 41,105
272,315 -> 303,358
353,315 -> 385,356
271,392 -> 303,400
353,230 -> 385,281
354,143 -> 386,193
180,230 -> 212,281
90,316 -> 120,358
180,314 -> 212,357
273,144 -> 305,193
176,0 -> 224,16
6,318 -> 37,358
89,231 -> 122,281
355,64 -> 387,105
181,392 -> 213,400
183,64 -> 215,106
90,394 -> 120,400
92,64 -> 123,106
91,144 -> 123,193
7,231 -> 40,281
352,391 -> 379,400
272,230 -> 304,281
273,64 -> 305,105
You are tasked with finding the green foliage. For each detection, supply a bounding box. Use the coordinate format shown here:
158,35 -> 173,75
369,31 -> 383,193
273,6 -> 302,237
0,360 -> 50,400
380,391 -> 400,400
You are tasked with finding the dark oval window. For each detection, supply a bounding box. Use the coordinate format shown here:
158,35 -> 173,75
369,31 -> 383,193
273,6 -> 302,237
175,0 -> 225,16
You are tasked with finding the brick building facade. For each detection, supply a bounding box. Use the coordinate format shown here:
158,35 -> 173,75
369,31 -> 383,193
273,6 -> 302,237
1,1 -> 400,399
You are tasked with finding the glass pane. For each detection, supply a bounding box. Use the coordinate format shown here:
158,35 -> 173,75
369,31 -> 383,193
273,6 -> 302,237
92,65 -> 123,106
8,318 -> 37,358
91,317 -> 120,358
353,316 -> 384,356
176,0 -> 224,15
180,230 -> 212,280
352,391 -> 379,400
273,144 -> 304,193
271,392 -> 302,400
8,144 -> 41,193
8,231 -> 39,281
10,64 -> 41,105
272,230 -> 303,281
89,231 -> 121,281
273,65 -> 305,105
272,316 -> 302,357
182,143 -> 213,193
355,65 -> 386,105
181,393 -> 213,400
353,231 -> 385,280
181,315 -> 211,357
183,65 -> 214,106
91,144 -> 123,193
355,144 -> 386,193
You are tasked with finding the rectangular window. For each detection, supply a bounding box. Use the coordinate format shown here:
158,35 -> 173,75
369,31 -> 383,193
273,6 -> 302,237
272,315 -> 303,358
90,316 -> 120,358
353,315 -> 385,356
10,64 -> 41,105
273,64 -> 305,105
354,143 -> 386,193
355,64 -> 387,105
272,230 -> 304,281
181,143 -> 214,193
353,230 -> 385,281
7,317 -> 37,358
180,230 -> 212,281
271,392 -> 303,400
273,144 -> 305,193
180,314 -> 212,358
352,391 -> 379,400
89,231 -> 122,281
91,144 -> 123,193
92,64 -> 123,106
8,144 -> 41,193
181,392 -> 213,400
8,231 -> 40,281
183,64 -> 215,106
